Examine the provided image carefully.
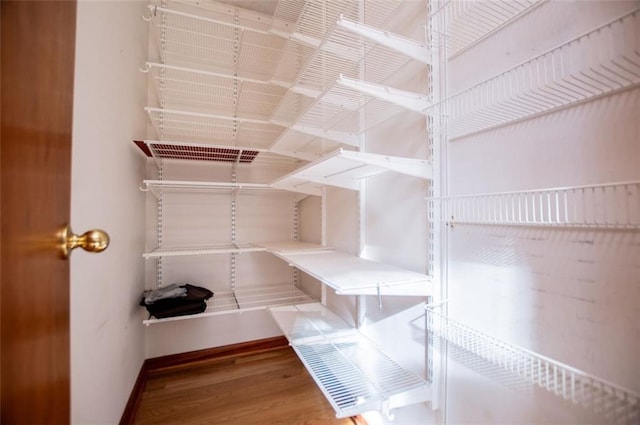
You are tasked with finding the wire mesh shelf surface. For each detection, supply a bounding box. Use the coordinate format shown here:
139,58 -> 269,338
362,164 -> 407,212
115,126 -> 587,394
141,179 -> 294,198
428,181 -> 640,229
142,242 -> 266,258
145,107 -> 285,148
439,9 -> 640,140
148,2 -> 286,80
147,63 -> 288,121
270,303 -> 429,418
426,308 -> 640,424
143,283 -> 316,325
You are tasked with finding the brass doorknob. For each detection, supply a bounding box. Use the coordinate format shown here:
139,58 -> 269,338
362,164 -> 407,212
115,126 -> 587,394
59,225 -> 110,258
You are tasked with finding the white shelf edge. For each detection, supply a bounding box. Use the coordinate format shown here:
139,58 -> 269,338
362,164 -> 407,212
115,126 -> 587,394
142,243 -> 267,259
267,246 -> 432,297
141,180 -> 295,199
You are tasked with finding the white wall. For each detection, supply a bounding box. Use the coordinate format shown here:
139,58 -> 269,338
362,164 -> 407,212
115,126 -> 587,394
71,1 -> 148,423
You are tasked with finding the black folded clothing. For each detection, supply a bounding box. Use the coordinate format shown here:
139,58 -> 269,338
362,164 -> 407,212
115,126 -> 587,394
140,284 -> 214,319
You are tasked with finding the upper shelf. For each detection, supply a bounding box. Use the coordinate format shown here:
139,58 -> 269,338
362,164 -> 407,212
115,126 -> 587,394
145,0 -> 430,156
431,0 -> 545,58
272,148 -> 433,196
437,8 -> 640,140
428,181 -> 640,229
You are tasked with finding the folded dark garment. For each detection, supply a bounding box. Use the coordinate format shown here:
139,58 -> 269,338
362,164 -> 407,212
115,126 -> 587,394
140,284 -> 214,319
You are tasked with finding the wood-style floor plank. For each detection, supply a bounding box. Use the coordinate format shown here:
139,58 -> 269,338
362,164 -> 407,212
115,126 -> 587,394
133,346 -> 357,425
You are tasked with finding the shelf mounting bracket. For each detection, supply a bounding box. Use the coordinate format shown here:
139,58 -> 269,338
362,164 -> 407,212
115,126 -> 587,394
337,15 -> 432,65
337,75 -> 431,114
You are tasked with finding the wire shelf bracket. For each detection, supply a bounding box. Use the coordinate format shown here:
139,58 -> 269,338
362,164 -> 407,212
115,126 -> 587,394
337,75 -> 432,114
336,15 -> 432,65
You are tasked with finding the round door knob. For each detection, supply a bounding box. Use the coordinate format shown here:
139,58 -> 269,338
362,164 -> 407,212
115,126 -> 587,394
59,224 -> 110,258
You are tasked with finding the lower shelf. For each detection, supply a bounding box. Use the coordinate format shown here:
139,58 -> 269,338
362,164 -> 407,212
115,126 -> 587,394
143,283 -> 316,325
270,303 -> 430,418
426,308 -> 640,424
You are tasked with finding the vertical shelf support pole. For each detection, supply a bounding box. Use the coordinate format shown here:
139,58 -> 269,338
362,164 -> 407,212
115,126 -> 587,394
156,163 -> 164,288
293,197 -> 300,288
427,0 -> 449,414
321,187 -> 327,305
230,168 -> 237,291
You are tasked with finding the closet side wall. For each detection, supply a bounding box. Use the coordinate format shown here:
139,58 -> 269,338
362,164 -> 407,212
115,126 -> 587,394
70,1 -> 149,422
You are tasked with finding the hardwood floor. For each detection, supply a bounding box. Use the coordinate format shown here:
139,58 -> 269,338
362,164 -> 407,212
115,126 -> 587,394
132,346 -> 359,425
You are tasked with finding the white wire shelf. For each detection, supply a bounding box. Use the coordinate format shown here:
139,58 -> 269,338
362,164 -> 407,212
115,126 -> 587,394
426,308 -> 640,424
439,8 -> 640,140
427,181 -> 640,229
272,148 -> 433,196
143,241 -> 333,259
431,0 -> 545,58
268,247 -> 432,297
142,242 -> 266,259
271,77 -> 429,149
270,303 -> 430,418
270,1 -> 421,93
142,283 -> 317,325
145,107 -> 285,148
145,62 -> 288,121
141,179 -> 293,198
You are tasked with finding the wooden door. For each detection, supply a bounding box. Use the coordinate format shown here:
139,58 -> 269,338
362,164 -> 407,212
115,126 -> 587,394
1,1 -> 77,423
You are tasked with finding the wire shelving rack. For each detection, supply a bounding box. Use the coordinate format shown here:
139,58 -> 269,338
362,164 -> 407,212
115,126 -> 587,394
427,181 -> 640,229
